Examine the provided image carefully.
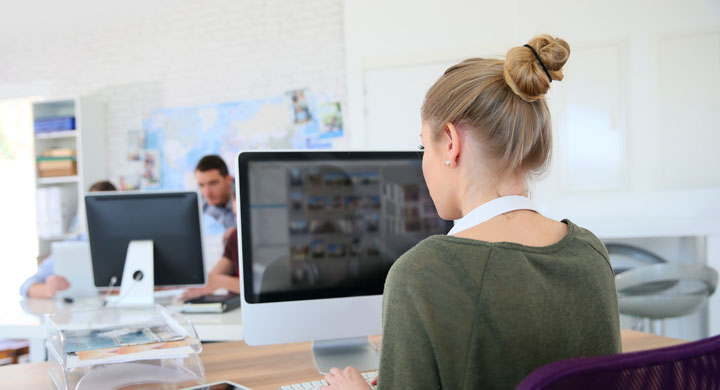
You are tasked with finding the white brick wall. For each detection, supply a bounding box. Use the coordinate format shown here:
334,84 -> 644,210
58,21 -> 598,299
0,0 -> 347,182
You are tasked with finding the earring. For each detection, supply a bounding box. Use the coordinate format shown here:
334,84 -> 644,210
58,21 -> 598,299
445,160 -> 451,166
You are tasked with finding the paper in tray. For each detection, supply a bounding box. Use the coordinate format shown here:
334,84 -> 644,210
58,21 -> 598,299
67,345 -> 196,369
64,323 -> 185,354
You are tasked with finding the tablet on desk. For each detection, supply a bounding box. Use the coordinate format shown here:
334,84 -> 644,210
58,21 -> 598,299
181,380 -> 252,389
52,241 -> 98,300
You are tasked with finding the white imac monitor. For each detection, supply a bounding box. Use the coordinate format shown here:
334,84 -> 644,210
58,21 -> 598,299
236,151 -> 451,373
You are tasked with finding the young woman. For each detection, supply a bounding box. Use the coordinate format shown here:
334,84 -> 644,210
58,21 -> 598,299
322,35 -> 621,389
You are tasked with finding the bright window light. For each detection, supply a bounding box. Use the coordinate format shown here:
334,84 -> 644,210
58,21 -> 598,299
0,98 -> 37,306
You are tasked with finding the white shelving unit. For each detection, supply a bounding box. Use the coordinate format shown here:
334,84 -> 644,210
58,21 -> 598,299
36,176 -> 80,185
33,97 -> 106,257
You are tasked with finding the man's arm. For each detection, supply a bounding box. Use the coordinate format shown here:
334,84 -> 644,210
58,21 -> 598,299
26,275 -> 70,299
210,255 -> 235,276
208,256 -> 241,293
182,256 -> 240,300
207,273 -> 241,294
20,256 -> 54,297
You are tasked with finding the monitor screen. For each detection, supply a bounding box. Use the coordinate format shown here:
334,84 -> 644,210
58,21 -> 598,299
85,191 -> 206,287
237,151 -> 452,304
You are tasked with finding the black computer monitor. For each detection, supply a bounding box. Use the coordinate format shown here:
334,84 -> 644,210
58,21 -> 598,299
85,191 -> 206,288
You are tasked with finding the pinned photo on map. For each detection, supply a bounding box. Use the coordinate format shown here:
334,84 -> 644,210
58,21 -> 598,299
318,102 -> 343,138
288,89 -> 312,125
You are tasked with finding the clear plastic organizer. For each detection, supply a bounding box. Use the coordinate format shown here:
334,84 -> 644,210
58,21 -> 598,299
46,304 -> 205,390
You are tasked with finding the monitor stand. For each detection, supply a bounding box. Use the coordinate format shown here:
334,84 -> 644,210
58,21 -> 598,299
312,337 -> 380,375
106,240 -> 155,307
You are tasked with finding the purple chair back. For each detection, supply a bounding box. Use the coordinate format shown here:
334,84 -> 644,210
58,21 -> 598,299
517,334 -> 720,390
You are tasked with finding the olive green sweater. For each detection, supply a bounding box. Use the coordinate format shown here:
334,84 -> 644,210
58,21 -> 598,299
377,220 -> 621,389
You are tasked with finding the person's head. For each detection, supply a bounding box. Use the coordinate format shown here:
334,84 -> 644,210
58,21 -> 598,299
195,155 -> 233,206
420,34 -> 570,220
88,180 -> 117,192
231,193 -> 237,216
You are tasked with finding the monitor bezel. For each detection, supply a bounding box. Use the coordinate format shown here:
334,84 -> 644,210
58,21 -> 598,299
236,150 -> 450,304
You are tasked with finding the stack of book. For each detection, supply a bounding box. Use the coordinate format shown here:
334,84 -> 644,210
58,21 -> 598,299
37,148 -> 77,177
34,116 -> 75,134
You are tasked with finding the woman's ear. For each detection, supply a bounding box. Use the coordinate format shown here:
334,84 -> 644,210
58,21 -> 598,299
444,123 -> 461,168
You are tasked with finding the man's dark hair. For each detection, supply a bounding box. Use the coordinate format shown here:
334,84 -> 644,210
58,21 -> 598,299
88,180 -> 117,192
195,155 -> 229,177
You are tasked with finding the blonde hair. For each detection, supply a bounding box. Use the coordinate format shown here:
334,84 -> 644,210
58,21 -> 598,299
421,34 -> 570,179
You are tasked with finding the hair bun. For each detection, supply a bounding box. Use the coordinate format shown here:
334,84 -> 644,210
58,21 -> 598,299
503,34 -> 570,102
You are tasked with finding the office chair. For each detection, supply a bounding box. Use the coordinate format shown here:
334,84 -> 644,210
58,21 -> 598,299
607,244 -> 718,334
616,262 -> 718,319
516,333 -> 720,390
606,243 -> 666,275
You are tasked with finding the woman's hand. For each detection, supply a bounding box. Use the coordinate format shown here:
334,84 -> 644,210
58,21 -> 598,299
320,366 -> 371,390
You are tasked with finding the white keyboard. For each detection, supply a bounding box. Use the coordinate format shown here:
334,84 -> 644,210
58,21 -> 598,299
280,370 -> 378,390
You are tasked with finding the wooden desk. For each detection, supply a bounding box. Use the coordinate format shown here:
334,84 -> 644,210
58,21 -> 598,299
0,330 -> 686,389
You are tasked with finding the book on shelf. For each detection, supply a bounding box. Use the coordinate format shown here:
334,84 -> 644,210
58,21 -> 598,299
37,155 -> 77,177
182,292 -> 241,313
37,161 -> 77,177
39,148 -> 76,157
34,116 -> 75,133
36,186 -> 76,237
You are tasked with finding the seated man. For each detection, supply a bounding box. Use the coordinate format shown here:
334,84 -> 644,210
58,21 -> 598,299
195,155 -> 236,243
183,190 -> 240,300
20,180 -> 117,298
182,225 -> 240,300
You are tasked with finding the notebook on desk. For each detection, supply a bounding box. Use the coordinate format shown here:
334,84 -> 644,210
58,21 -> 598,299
182,293 -> 241,313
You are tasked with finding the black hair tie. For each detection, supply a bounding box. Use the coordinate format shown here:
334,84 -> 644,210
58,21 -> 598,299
524,44 -> 552,83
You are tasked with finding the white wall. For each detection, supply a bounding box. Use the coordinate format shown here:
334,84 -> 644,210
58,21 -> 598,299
0,0 -> 347,283
344,0 -> 720,226
0,0 -> 348,183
